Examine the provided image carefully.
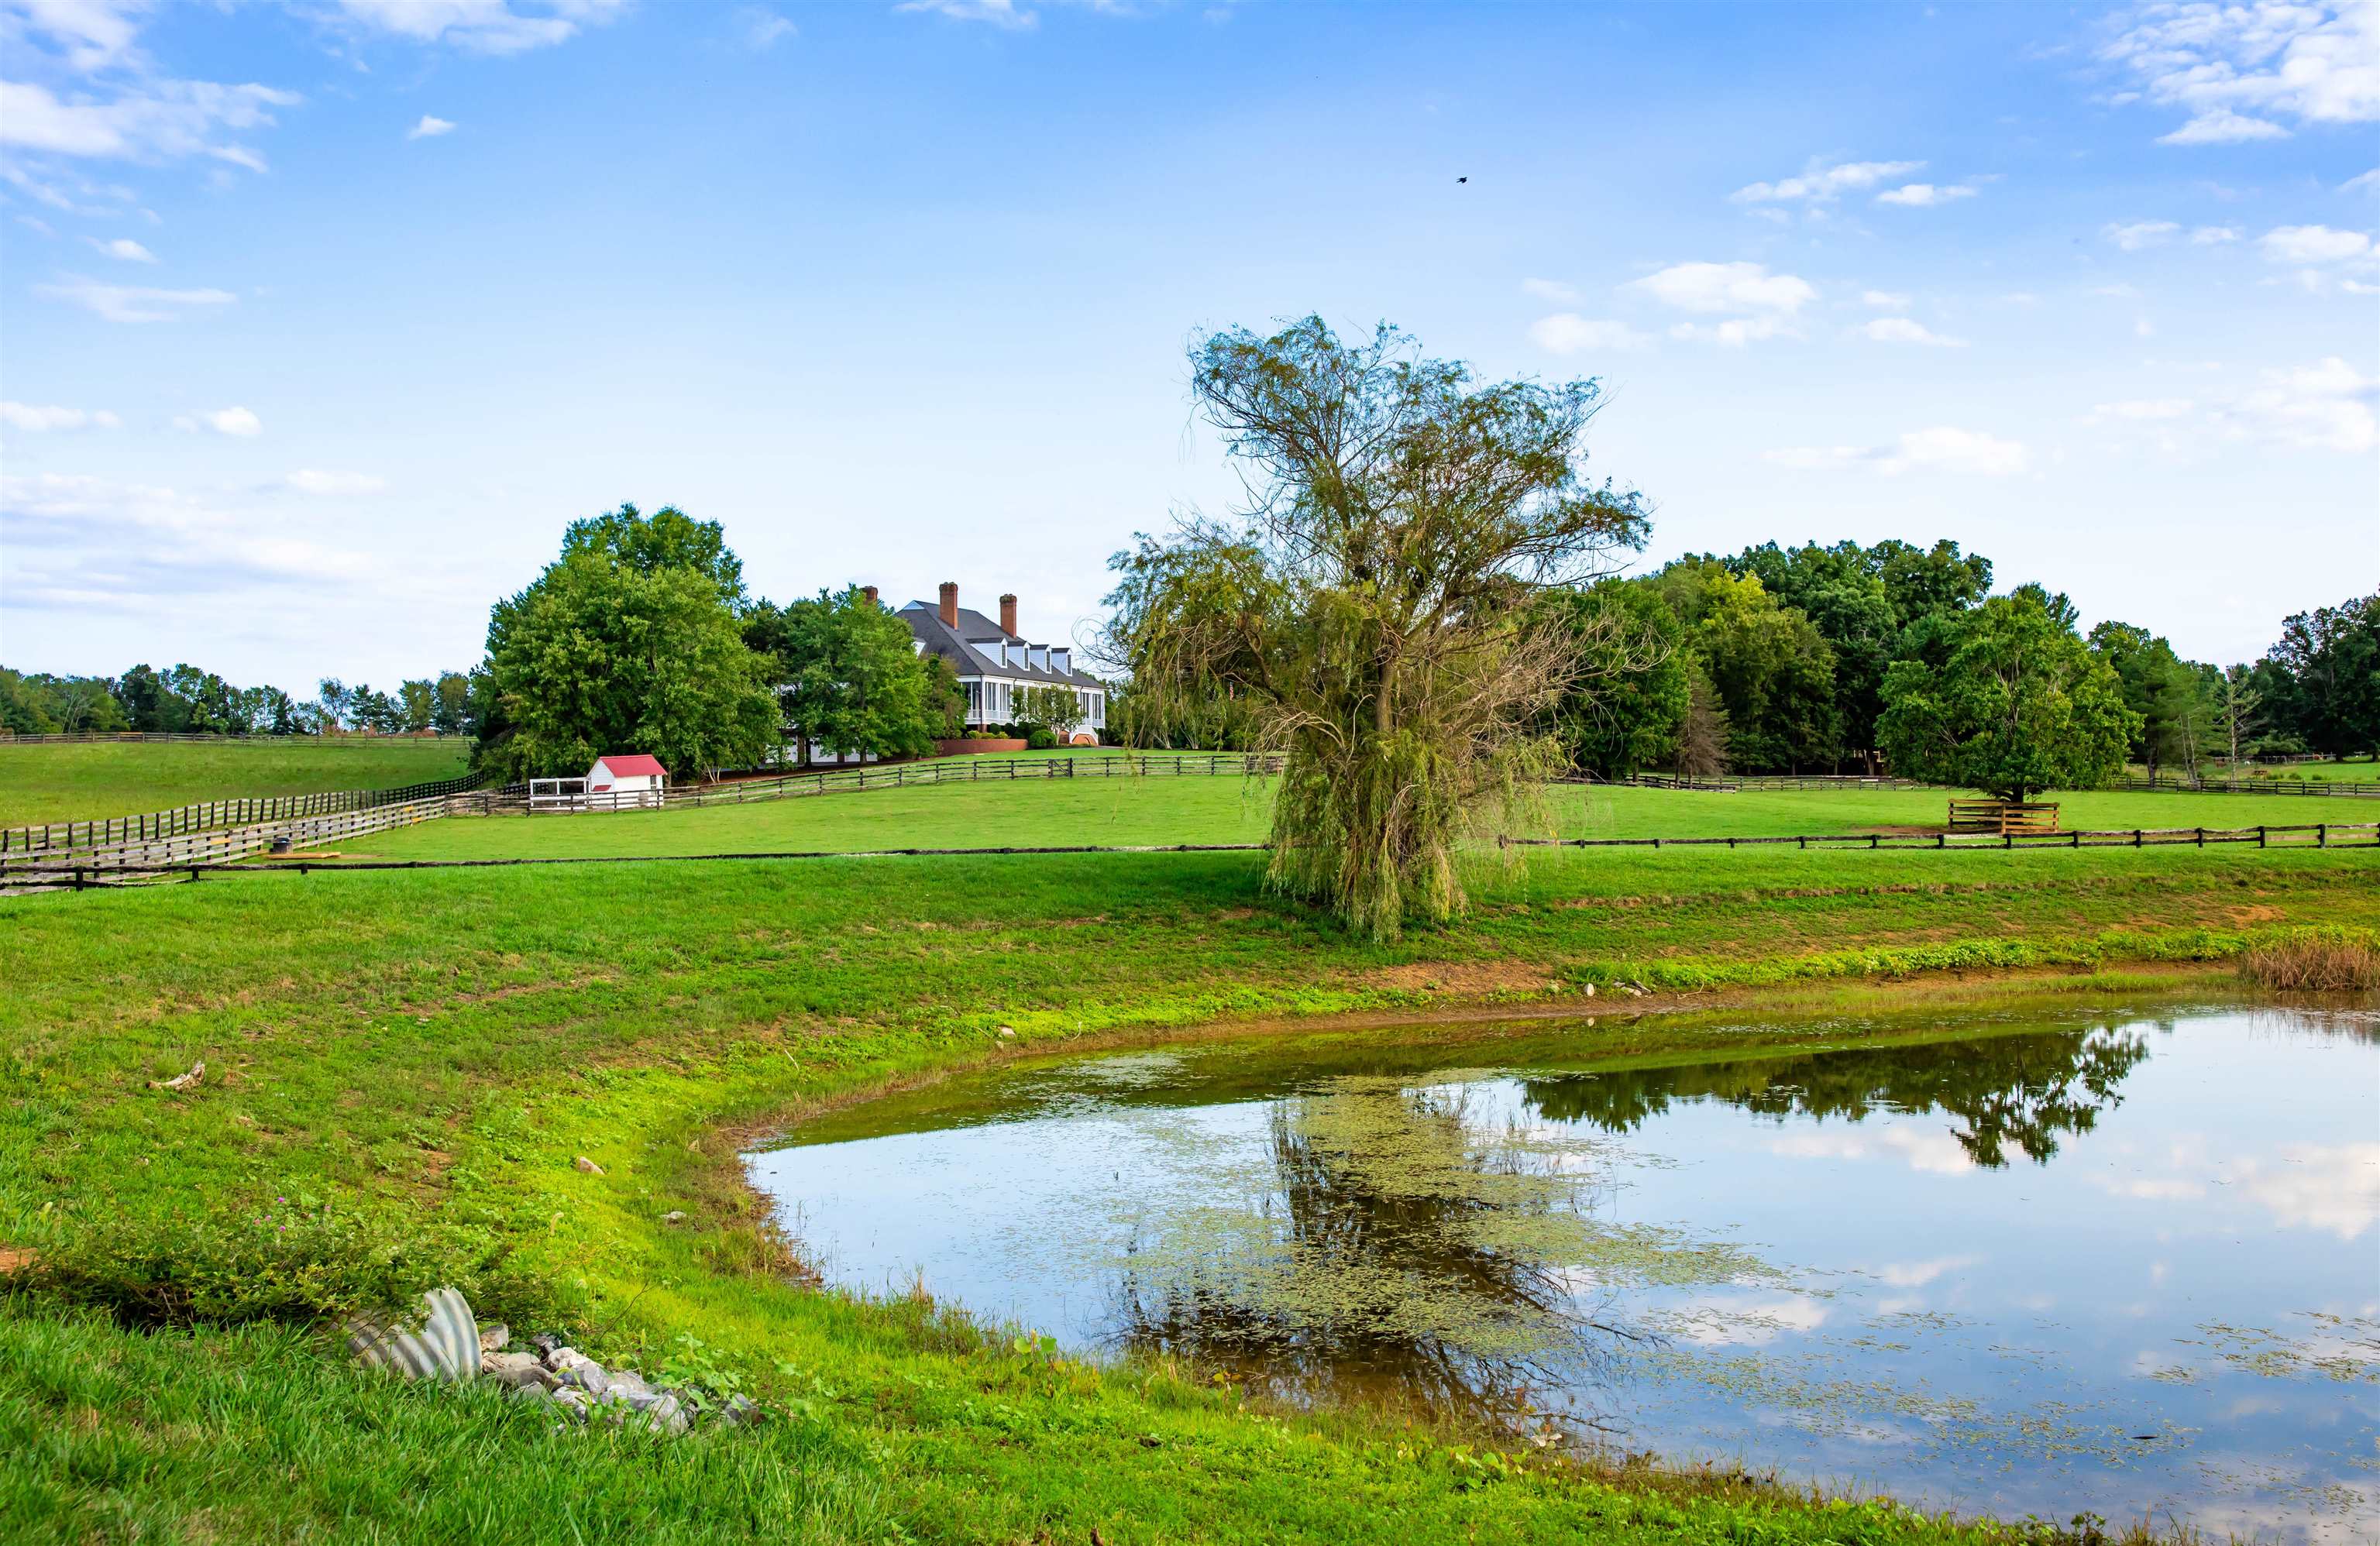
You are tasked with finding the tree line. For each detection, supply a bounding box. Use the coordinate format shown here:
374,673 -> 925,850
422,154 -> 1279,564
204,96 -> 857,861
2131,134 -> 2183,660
0,661 -> 480,738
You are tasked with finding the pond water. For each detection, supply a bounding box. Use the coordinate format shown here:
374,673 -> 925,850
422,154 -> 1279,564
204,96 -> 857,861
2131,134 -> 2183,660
747,1001 -> 2380,1541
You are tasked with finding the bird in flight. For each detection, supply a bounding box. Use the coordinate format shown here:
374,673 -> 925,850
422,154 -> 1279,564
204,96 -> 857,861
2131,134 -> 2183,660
1457,176 -> 1467,184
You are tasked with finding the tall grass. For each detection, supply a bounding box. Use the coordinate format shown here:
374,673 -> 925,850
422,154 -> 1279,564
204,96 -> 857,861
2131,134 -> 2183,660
2237,930 -> 2380,991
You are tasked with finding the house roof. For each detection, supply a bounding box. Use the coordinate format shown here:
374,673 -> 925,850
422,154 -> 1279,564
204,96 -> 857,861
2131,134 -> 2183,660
593,754 -> 668,778
897,602 -> 1104,688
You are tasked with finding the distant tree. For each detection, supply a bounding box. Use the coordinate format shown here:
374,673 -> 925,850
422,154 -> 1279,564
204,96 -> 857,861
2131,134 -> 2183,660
2256,595 -> 2378,758
114,664 -> 184,732
1656,563 -> 1838,772
1877,590 -> 2138,802
315,678 -> 353,731
2210,665 -> 2261,771
1106,317 -> 1649,939
480,511 -> 779,780
1536,579 -> 1688,779
747,586 -> 954,764
0,670 -> 55,734
1672,661 -> 1731,780
1016,684 -> 1086,743
2088,621 -> 2203,780
431,671 -> 474,736
398,679 -> 436,733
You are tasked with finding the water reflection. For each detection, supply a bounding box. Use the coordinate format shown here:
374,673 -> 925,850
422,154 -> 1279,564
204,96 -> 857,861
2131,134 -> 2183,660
1113,1082 -> 1642,1424
1522,1026 -> 2153,1167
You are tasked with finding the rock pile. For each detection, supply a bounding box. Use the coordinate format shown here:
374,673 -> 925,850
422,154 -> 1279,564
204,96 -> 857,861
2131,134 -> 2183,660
476,1324 -> 758,1433
349,1290 -> 757,1435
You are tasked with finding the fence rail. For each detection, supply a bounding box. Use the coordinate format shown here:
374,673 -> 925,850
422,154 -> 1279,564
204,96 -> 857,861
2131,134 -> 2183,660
2104,773 -> 2380,798
1617,773 -> 1933,792
0,771 -> 490,858
7,819 -> 2372,892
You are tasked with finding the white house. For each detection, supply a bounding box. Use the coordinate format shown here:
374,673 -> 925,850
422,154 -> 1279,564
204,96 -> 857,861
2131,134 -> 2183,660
587,753 -> 668,807
887,582 -> 1107,744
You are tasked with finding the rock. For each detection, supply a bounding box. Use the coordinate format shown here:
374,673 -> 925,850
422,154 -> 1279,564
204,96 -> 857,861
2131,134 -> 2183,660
532,1331 -> 566,1359
1580,982 -> 1595,998
601,1369 -> 655,1403
479,1323 -> 510,1353
635,1391 -> 691,1434
573,1156 -> 604,1175
662,1210 -> 688,1226
507,1382 -> 554,1406
996,1026 -> 1016,1039
716,1393 -> 760,1427
550,1387 -> 593,1423
481,1351 -> 552,1390
548,1348 -> 609,1394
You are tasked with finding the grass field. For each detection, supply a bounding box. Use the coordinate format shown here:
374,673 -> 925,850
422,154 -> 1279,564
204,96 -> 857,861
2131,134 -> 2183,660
0,737 -> 471,829
4,821 -> 2376,1543
337,773 -> 2380,862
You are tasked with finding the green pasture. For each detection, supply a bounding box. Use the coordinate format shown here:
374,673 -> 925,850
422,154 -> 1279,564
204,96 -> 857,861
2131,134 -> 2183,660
342,773 -> 2380,862
0,737 -> 471,829
3,833 -> 2375,1543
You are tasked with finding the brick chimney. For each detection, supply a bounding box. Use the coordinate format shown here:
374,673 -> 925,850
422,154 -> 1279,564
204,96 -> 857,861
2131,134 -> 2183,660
999,593 -> 1018,637
937,581 -> 958,627
860,585 -> 879,606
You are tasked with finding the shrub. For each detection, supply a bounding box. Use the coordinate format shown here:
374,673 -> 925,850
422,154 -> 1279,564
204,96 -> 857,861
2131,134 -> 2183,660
1025,726 -> 1058,750
26,1198 -> 558,1330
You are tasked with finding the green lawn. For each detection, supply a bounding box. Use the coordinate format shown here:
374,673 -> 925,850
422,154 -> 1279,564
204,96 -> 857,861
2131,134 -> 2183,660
2,837 -> 2375,1543
0,737 -> 472,829
345,773 -> 2378,861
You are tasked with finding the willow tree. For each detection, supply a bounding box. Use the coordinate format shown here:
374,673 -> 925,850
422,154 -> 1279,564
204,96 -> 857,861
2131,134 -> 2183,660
1106,318 -> 1649,939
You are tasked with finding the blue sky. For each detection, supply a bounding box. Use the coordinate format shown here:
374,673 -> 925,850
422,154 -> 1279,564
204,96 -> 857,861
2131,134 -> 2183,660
2,0 -> 2374,689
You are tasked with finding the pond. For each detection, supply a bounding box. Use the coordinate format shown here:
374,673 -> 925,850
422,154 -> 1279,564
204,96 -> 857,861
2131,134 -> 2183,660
746,1001 -> 2380,1541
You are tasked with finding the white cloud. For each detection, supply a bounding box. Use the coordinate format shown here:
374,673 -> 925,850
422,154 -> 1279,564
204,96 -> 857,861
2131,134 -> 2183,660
1528,313 -> 1651,353
1860,316 -> 1968,347
896,0 -> 1037,26
1874,1254 -> 1983,1287
0,400 -> 121,431
1766,426 -> 2031,478
2089,397 -> 2196,421
88,235 -> 155,262
2189,224 -> 2242,243
2218,356 -> 2378,452
1,471 -> 383,620
2106,1 -> 2379,144
1862,290 -> 1912,309
36,274 -> 235,322
2158,107 -> 2291,144
285,469 -> 387,495
2258,222 -> 2374,263
1521,277 -> 1582,304
1876,182 -> 1978,207
0,77 -> 298,170
328,0 -> 630,55
1625,262 -> 1815,347
0,0 -> 150,71
174,406 -> 262,437
2346,167 -> 2380,194
2105,219 -> 2181,249
1731,158 -> 1923,203
739,6 -> 796,47
407,115 -> 456,139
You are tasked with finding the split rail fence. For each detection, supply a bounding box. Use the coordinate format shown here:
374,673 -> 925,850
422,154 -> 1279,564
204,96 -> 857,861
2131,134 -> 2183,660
0,771 -> 490,860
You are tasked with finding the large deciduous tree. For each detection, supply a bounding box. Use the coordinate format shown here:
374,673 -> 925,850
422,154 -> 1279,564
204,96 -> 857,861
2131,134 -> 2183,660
1536,579 -> 1689,779
745,587 -> 961,764
478,505 -> 779,780
1876,589 -> 2138,802
1106,317 -> 1649,939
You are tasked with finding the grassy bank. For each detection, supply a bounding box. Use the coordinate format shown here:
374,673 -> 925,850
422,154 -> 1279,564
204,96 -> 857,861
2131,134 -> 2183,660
4,845 -> 2375,1542
0,737 -> 471,829
342,773 -> 2376,861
